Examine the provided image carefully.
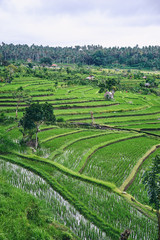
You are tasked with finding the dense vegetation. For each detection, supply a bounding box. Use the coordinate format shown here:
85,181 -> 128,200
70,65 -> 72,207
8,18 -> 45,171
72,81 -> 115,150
0,175 -> 79,240
1,43 -> 160,69
0,62 -> 160,239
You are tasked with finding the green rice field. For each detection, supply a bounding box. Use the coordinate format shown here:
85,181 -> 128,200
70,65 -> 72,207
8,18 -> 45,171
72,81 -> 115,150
0,68 -> 160,240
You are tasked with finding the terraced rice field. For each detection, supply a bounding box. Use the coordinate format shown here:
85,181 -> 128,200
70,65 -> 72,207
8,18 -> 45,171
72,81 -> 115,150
0,73 -> 160,239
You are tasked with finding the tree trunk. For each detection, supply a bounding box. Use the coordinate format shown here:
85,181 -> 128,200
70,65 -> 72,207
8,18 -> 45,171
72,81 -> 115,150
16,103 -> 18,119
35,128 -> 38,149
157,210 -> 160,240
90,111 -> 94,125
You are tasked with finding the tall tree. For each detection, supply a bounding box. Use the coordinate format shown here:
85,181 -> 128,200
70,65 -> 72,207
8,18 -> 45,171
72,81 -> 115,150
12,86 -> 32,119
40,57 -> 52,66
19,102 -> 56,149
5,64 -> 17,83
1,43 -> 160,69
143,155 -> 160,240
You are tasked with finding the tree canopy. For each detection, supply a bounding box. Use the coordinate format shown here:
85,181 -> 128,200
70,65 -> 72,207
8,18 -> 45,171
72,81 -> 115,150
0,43 -> 160,69
143,155 -> 160,240
19,102 -> 56,148
143,155 -> 160,210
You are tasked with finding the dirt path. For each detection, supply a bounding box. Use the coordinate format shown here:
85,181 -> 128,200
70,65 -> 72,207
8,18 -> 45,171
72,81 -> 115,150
120,144 -> 160,191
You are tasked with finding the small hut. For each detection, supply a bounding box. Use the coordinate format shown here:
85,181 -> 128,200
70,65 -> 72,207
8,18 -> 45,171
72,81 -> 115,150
104,90 -> 115,100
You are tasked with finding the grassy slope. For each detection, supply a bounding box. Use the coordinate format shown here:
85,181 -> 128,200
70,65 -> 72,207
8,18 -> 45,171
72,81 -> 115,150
0,176 -> 78,240
1,71 -> 160,240
83,136 -> 159,185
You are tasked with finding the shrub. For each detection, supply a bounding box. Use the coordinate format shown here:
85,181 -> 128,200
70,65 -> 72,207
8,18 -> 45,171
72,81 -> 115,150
62,232 -> 72,240
0,133 -> 18,153
26,200 -> 40,222
0,112 -> 14,124
98,87 -> 105,93
57,117 -> 65,122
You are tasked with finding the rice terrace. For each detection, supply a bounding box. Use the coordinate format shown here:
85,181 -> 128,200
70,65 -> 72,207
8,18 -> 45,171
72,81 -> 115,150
0,44 -> 160,240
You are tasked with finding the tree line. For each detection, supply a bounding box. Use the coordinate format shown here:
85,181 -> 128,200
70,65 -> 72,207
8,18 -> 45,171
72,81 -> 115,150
0,43 -> 160,69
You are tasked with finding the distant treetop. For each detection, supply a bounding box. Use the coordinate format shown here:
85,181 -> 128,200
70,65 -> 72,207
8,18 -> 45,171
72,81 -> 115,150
0,43 -> 160,69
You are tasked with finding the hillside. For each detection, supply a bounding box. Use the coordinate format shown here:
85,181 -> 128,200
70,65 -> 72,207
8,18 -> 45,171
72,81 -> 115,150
0,65 -> 160,239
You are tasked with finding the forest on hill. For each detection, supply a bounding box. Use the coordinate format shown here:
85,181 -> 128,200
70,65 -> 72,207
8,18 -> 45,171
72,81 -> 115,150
0,43 -> 160,70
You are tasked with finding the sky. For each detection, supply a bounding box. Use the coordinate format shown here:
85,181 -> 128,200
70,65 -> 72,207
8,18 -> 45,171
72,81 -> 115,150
0,0 -> 160,48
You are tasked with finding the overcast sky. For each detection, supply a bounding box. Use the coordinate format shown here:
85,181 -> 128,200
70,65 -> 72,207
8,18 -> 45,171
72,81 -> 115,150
0,0 -> 160,47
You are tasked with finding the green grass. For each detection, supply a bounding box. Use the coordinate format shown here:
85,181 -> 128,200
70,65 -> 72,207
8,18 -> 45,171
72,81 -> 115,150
38,128 -> 78,141
1,155 -> 156,240
1,73 -> 160,240
7,126 -> 22,139
0,175 -> 79,240
83,136 -> 160,186
127,148 -> 160,205
0,155 -> 120,240
53,131 -> 131,170
113,121 -> 160,128
145,130 -> 160,136
42,130 -> 93,154
54,103 -> 148,116
51,173 -> 157,240
95,113 -> 160,125
62,105 -> 159,121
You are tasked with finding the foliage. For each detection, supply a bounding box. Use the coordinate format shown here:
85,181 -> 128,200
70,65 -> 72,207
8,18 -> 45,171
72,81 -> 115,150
20,102 -> 56,129
98,78 -> 119,92
19,102 -> 56,148
0,65 -> 160,239
0,64 -> 17,83
1,154 -> 157,240
143,155 -> 160,210
0,155 -> 120,239
0,132 -> 18,153
83,136 -> 159,185
139,77 -> 159,95
12,86 -> 32,118
40,57 -> 52,66
1,43 -> 160,69
143,155 -> 160,240
0,176 -> 78,240
57,117 -> 65,122
0,112 -> 14,124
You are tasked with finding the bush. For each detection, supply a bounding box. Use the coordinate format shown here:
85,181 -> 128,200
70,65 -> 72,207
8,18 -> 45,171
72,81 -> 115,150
62,232 -> 72,240
104,94 -> 112,101
0,112 -> 6,123
26,200 -> 40,222
0,233 -> 7,240
29,228 -> 51,240
0,112 -> 14,124
0,133 -> 18,153
98,87 -> 105,93
57,117 -> 65,123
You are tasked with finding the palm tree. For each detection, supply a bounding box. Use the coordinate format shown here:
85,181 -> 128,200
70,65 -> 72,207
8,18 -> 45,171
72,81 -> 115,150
143,155 -> 160,240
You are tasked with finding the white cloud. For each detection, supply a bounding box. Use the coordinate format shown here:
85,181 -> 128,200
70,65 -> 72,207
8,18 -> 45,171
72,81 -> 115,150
0,0 -> 160,47
0,0 -> 42,13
